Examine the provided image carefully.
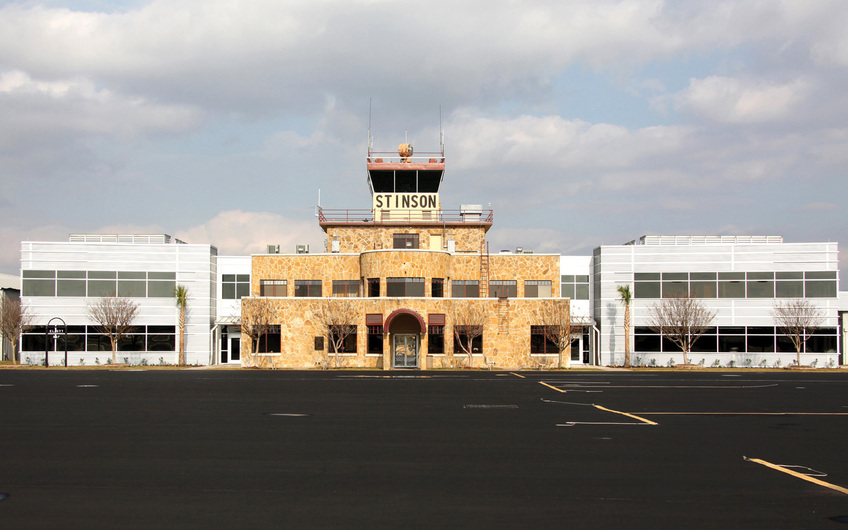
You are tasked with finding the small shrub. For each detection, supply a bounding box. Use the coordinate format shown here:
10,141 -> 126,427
158,357 -> 165,366
774,359 -> 782,368
811,359 -> 818,368
759,359 -> 768,368
699,358 -> 705,366
827,358 -> 835,368
78,358 -> 86,366
649,358 -> 657,367
744,358 -> 752,367
712,359 -> 721,368
728,360 -> 736,368
668,358 -> 676,367
139,358 -> 149,366
94,357 -> 100,365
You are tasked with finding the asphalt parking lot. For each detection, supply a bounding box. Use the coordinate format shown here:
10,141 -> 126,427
1,369 -> 848,529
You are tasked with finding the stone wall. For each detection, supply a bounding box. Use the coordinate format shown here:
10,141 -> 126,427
240,296 -> 571,370
326,225 -> 487,253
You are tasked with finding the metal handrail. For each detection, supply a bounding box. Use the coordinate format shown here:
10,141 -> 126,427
318,208 -> 493,224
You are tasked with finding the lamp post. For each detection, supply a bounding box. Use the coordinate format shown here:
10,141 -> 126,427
45,317 -> 67,367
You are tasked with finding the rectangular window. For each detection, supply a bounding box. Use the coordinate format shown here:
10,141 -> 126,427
223,274 -> 250,299
294,280 -> 322,297
662,281 -> 688,298
747,279 -> 774,298
690,281 -> 717,298
530,326 -> 559,354
367,278 -> 380,297
432,278 -> 444,298
148,272 -> 176,298
367,325 -> 384,354
118,272 -> 147,297
634,274 -> 660,298
386,277 -> 425,297
329,326 -> 357,353
525,280 -> 552,298
776,281 -> 803,298
718,279 -> 745,298
87,271 -> 117,297
451,280 -> 479,298
260,280 -> 287,297
393,233 -> 420,249
453,326 -> 483,355
560,275 -> 589,299
56,270 -> 86,297
258,326 -> 282,353
332,280 -> 359,297
490,280 -> 517,298
805,280 -> 836,298
428,316 -> 445,353
22,270 -> 56,296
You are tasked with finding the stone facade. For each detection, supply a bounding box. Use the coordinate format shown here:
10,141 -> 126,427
241,296 -> 570,370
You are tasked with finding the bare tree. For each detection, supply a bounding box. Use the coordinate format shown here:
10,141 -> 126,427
0,298 -> 34,364
647,294 -> 716,366
537,301 -> 573,369
87,296 -> 139,364
772,299 -> 824,367
318,299 -> 359,368
452,303 -> 487,368
241,298 -> 277,365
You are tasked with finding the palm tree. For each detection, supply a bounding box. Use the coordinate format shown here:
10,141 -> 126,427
174,285 -> 188,366
617,285 -> 632,368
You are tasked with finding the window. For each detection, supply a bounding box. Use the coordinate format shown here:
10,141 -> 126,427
386,277 -> 425,297
525,280 -> 551,298
432,278 -> 444,298
57,271 -> 86,296
367,278 -> 380,297
661,273 -> 688,298
634,273 -> 660,299
294,280 -> 322,297
453,326 -> 483,354
332,280 -> 359,297
260,280 -> 287,297
87,271 -> 117,297
257,326 -> 281,353
147,272 -> 176,298
428,314 -> 445,354
452,280 -> 479,298
490,280 -> 517,298
393,233 -> 419,249
22,270 -> 56,296
23,325 -> 176,353
718,272 -> 745,298
329,326 -> 357,353
746,272 -> 774,298
223,274 -> 250,299
366,314 -> 383,355
118,271 -> 146,297
530,326 -> 558,354
561,275 -> 590,300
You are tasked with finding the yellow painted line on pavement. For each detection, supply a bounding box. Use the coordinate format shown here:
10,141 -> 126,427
745,457 -> 848,495
657,411 -> 848,415
539,381 -> 564,392
510,372 -> 526,379
593,405 -> 658,425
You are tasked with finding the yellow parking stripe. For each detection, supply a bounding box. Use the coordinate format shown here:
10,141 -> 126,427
593,405 -> 658,425
745,457 -> 848,495
539,381 -> 564,392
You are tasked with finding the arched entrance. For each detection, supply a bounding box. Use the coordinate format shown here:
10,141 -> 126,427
384,309 -> 425,369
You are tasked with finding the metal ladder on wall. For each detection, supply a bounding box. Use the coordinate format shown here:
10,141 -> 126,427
479,241 -> 490,298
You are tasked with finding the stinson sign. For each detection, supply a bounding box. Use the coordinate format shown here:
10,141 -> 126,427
373,193 -> 439,211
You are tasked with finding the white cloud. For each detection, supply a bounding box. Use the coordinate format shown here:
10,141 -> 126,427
174,210 -> 325,256
670,76 -> 812,123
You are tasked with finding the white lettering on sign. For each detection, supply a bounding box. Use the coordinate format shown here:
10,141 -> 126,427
373,193 -> 439,210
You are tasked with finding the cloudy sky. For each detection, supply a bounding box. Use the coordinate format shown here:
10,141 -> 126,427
2,0 -> 846,280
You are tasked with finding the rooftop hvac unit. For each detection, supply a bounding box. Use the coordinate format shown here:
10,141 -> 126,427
296,244 -> 309,254
267,244 -> 280,254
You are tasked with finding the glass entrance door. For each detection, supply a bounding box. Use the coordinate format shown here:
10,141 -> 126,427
393,334 -> 418,368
